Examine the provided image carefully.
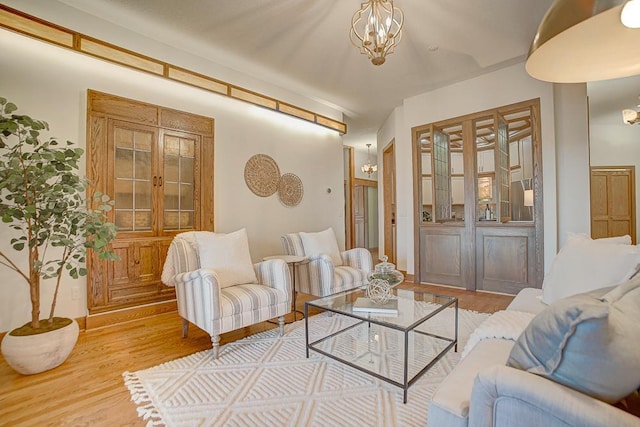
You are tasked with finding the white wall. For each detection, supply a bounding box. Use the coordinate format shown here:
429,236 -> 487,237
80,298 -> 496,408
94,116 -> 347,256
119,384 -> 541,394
553,84 -> 591,248
0,28 -> 345,332
589,122 -> 640,239
379,63 -> 563,275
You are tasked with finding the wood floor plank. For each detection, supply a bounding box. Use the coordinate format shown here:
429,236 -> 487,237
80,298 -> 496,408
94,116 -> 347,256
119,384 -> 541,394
0,283 -> 512,427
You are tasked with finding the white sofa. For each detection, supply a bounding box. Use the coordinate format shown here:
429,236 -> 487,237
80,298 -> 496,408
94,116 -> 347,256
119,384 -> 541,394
428,287 -> 640,427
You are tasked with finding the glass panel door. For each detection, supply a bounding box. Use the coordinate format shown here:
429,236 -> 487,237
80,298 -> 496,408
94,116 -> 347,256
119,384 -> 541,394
418,129 -> 433,223
503,108 -> 534,222
474,116 -> 496,221
497,116 -> 510,221
162,132 -> 198,232
112,122 -> 155,234
432,130 -> 451,221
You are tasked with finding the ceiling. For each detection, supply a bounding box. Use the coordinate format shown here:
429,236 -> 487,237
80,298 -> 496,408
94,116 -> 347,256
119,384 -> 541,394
54,0 -> 556,140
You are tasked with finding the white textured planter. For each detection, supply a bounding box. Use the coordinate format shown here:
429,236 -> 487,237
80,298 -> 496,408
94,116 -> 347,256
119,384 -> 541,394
1,319 -> 79,375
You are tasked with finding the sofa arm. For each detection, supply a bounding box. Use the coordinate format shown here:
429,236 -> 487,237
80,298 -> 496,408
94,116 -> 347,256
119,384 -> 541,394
341,247 -> 373,271
469,365 -> 640,427
254,259 -> 291,297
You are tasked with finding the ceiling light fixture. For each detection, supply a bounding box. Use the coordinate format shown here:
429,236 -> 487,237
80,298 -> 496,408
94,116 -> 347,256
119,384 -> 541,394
622,109 -> 640,124
350,0 -> 404,66
621,0 -> 640,28
361,143 -> 378,176
525,0 -> 640,83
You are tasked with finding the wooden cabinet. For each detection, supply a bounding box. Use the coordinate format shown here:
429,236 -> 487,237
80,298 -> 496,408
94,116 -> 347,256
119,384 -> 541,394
108,239 -> 171,303
87,90 -> 214,314
477,149 -> 494,173
421,153 -> 432,175
451,152 -> 464,175
422,177 -> 433,205
451,176 -> 465,204
509,141 -> 520,168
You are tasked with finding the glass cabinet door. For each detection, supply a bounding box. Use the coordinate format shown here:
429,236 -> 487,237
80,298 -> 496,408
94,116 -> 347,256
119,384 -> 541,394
162,131 -> 199,232
111,121 -> 157,235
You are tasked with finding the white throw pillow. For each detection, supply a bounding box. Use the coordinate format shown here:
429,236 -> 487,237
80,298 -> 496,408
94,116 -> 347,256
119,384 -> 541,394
542,236 -> 640,304
299,227 -> 343,266
194,229 -> 257,288
565,232 -> 632,245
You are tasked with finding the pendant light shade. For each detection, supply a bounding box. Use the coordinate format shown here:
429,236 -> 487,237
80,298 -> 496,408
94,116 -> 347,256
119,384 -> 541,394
526,0 -> 640,83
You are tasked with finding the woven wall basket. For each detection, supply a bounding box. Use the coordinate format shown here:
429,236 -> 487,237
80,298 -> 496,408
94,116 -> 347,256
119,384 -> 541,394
244,154 -> 280,197
278,173 -> 304,207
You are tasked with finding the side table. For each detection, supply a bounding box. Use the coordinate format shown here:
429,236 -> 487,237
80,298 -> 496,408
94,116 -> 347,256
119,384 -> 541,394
263,255 -> 309,322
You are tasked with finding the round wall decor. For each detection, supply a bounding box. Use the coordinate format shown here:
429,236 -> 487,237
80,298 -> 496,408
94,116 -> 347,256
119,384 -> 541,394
278,173 -> 304,207
244,154 -> 280,197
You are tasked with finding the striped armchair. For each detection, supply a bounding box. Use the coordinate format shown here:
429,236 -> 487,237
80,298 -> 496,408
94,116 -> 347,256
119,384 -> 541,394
162,231 -> 291,358
281,232 -> 373,297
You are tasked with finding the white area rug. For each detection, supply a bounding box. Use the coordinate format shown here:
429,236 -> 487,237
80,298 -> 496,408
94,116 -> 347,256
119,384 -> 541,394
123,308 -> 489,426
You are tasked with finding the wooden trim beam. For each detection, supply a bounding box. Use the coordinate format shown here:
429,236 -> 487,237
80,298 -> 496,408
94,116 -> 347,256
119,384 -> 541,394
0,4 -> 347,135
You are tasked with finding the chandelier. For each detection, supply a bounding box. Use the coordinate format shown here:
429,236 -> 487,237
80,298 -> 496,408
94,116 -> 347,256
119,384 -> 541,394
350,0 -> 404,66
361,144 -> 378,176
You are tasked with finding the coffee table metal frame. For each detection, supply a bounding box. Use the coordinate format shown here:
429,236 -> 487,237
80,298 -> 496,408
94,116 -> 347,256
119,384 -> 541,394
304,288 -> 458,403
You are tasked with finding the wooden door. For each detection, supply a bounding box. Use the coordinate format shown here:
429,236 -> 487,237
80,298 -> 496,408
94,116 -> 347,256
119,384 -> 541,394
344,146 -> 354,249
590,167 -> 635,243
354,184 -> 367,248
383,141 -> 397,264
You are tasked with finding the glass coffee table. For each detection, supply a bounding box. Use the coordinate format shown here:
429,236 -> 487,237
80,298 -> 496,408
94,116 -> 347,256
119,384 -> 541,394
305,287 -> 458,403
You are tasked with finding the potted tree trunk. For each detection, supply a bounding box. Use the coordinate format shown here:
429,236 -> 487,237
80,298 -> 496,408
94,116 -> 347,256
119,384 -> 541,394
0,97 -> 117,375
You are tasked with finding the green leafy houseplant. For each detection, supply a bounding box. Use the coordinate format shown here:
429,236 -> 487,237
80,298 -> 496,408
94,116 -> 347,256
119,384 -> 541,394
0,97 -> 117,334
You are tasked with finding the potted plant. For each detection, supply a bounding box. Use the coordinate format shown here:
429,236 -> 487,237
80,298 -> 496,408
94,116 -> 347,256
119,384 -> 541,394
0,97 -> 117,375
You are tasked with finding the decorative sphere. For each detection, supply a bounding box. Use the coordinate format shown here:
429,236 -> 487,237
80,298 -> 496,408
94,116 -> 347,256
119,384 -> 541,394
366,278 -> 392,304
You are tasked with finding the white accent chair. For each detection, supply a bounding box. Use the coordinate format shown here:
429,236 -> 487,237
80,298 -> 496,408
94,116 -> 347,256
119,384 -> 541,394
162,231 -> 291,358
281,229 -> 373,297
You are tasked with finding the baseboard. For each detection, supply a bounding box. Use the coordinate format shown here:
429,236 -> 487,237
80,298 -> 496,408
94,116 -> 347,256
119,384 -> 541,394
402,272 -> 414,283
85,300 -> 177,330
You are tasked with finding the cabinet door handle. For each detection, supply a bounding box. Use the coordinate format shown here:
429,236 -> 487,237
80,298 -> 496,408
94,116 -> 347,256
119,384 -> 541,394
153,176 -> 157,186
158,176 -> 163,187
135,260 -> 140,265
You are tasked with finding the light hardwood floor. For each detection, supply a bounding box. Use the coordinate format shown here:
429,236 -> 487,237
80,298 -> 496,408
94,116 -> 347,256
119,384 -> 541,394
0,283 -> 513,427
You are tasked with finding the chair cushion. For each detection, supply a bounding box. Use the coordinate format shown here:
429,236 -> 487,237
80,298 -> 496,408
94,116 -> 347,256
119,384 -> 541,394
333,266 -> 368,292
541,233 -> 640,304
300,227 -> 343,266
507,275 -> 640,403
219,283 -> 288,317
195,229 -> 258,288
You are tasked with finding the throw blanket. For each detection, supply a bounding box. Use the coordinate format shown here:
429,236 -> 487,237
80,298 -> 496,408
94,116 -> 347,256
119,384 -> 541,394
160,231 -> 200,286
461,310 -> 536,358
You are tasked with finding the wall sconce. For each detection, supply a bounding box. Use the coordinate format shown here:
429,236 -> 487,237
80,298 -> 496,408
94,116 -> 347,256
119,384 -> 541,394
524,189 -> 534,207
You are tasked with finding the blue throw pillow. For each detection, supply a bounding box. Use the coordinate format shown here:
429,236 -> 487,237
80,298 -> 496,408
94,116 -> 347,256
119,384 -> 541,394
507,276 -> 640,403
